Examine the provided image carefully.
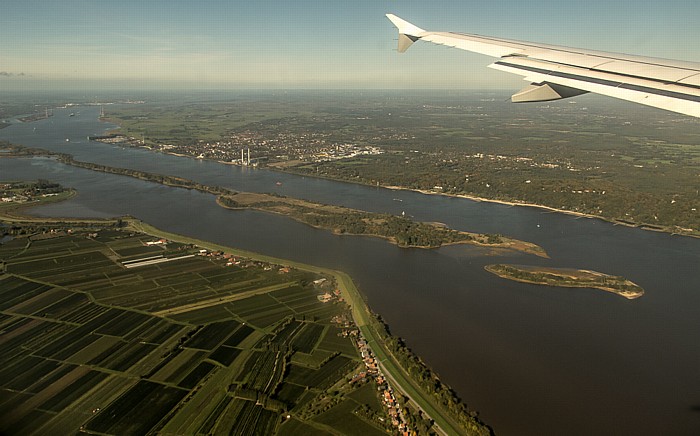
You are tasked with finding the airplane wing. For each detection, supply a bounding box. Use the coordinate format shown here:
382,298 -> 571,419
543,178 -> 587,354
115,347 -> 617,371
386,14 -> 700,118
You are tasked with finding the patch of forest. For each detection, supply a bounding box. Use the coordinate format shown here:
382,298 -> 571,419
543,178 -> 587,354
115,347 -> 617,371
218,192 -> 545,253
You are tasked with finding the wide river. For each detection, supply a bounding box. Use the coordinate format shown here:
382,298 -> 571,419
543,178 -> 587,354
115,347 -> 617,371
2,107 -> 699,435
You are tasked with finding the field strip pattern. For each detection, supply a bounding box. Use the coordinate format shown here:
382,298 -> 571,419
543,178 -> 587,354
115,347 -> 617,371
153,282 -> 297,316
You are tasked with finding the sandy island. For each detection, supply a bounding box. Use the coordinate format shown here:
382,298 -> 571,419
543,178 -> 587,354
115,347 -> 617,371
485,264 -> 645,299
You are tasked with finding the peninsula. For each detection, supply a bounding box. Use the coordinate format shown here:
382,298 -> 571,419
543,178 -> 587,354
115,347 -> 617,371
484,264 -> 645,299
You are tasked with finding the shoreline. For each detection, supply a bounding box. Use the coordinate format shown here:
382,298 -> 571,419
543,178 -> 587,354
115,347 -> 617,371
333,180 -> 695,238
259,165 -> 698,238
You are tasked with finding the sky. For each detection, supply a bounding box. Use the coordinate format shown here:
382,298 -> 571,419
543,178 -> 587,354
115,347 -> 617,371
1,0 -> 699,90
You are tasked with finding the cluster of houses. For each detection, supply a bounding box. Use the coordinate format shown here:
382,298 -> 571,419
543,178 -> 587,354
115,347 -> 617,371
0,189 -> 58,204
330,313 -> 353,329
354,338 -> 410,434
194,248 -> 264,270
1,180 -> 66,204
325,292 -> 411,432
1,193 -> 31,203
144,238 -> 167,246
225,129 -> 384,166
109,126 -> 386,168
317,292 -> 333,303
316,289 -> 343,304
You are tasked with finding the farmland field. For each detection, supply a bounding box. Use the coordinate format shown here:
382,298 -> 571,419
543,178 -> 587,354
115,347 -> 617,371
318,326 -> 362,357
279,416 -> 334,435
0,228 -> 385,435
313,398 -> 388,436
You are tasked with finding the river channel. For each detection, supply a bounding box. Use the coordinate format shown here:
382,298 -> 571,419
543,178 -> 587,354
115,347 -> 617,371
2,106 -> 699,435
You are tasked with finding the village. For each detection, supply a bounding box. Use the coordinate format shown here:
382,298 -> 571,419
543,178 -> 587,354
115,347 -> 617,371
352,335 -> 411,434
0,180 -> 66,204
330,308 -> 412,434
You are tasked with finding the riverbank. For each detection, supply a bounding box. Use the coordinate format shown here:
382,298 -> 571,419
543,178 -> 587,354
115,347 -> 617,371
400,187 -> 695,237
285,172 -> 699,239
484,264 -> 645,299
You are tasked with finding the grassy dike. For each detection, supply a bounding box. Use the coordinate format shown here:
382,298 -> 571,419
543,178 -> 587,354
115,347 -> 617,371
128,219 -> 479,435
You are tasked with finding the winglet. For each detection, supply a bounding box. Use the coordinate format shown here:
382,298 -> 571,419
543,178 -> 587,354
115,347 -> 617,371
386,14 -> 425,53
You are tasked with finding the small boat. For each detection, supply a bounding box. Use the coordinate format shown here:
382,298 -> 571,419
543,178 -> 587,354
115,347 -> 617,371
69,113 -> 75,117
275,182 -> 283,186
65,138 -> 70,142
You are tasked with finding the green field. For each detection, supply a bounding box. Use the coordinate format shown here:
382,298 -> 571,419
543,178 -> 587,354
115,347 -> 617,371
0,229 -> 389,435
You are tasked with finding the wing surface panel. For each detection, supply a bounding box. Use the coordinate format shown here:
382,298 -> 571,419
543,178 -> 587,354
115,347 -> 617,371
386,14 -> 700,117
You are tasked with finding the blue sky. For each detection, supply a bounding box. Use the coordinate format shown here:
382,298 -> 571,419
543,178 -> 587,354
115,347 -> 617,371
1,0 -> 698,89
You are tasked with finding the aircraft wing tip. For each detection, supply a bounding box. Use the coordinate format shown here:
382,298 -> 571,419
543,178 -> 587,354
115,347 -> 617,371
385,14 -> 425,36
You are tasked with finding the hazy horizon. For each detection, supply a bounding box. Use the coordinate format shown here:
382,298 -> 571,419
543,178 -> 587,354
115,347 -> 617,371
2,0 -> 698,91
